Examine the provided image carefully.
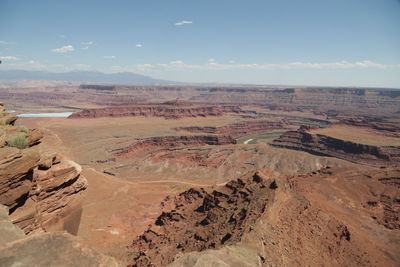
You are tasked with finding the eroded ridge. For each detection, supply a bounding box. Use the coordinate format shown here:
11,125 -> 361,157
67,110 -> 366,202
175,120 -> 290,139
114,135 -> 236,157
271,129 -> 400,167
68,103 -> 243,119
127,171 -> 276,267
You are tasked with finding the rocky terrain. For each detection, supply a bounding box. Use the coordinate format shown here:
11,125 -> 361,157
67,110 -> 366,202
190,87 -> 400,116
127,171 -> 276,266
114,135 -> 236,158
124,166 -> 400,267
337,117 -> 400,137
69,103 -> 243,119
0,81 -> 399,267
175,120 -> 291,139
2,81 -> 399,118
0,103 -> 87,234
271,127 -> 400,167
0,204 -> 120,266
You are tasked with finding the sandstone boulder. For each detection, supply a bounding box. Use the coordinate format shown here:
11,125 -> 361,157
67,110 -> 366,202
0,205 -> 25,247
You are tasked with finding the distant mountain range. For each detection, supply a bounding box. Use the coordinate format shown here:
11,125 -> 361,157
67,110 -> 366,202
0,70 -> 173,84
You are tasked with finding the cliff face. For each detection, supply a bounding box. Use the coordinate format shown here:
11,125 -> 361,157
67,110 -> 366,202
0,104 -> 87,235
271,130 -> 400,167
338,118 -> 400,137
69,104 -> 243,119
127,171 -> 276,267
114,135 -> 236,157
175,120 -> 290,139
190,87 -> 400,116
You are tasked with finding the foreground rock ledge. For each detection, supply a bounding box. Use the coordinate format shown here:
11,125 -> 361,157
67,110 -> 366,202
0,204 -> 120,267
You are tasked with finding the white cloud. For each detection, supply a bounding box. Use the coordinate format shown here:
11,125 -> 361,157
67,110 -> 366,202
81,41 -> 94,45
81,46 -> 90,50
136,44 -> 143,48
103,56 -> 116,59
51,45 -> 75,53
0,41 -> 14,45
0,56 -> 18,61
175,20 -> 192,26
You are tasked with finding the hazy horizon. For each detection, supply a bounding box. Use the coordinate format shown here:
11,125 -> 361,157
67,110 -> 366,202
1,0 -> 400,87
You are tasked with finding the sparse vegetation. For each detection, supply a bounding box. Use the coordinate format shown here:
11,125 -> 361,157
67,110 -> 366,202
18,125 -> 29,133
6,135 -> 29,149
1,124 -> 13,131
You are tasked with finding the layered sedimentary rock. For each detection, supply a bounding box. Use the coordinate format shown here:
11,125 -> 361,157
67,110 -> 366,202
0,204 -> 120,266
190,87 -> 400,116
175,120 -> 290,139
2,84 -> 400,118
114,135 -> 236,157
127,171 -> 276,266
271,130 -> 400,166
0,146 -> 87,234
338,118 -> 400,137
68,104 -> 243,119
0,105 -> 87,235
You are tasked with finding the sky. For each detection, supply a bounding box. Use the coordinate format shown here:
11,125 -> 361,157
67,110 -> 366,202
0,0 -> 400,87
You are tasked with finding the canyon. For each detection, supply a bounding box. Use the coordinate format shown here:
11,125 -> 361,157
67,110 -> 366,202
0,82 -> 399,267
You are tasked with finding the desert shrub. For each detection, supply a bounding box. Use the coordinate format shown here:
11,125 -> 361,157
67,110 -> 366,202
1,124 -> 13,131
6,135 -> 29,149
18,125 -> 29,133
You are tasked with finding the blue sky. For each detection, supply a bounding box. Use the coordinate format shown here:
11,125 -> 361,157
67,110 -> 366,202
1,0 -> 399,87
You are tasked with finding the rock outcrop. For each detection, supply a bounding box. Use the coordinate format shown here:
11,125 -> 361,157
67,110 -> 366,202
0,204 -> 121,266
0,103 -> 17,126
0,205 -> 25,247
127,171 -> 276,266
175,120 -> 291,139
0,146 -> 87,234
0,104 -> 87,235
114,135 -> 236,157
69,104 -> 243,119
271,130 -> 400,167
190,87 -> 400,116
338,118 -> 400,137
